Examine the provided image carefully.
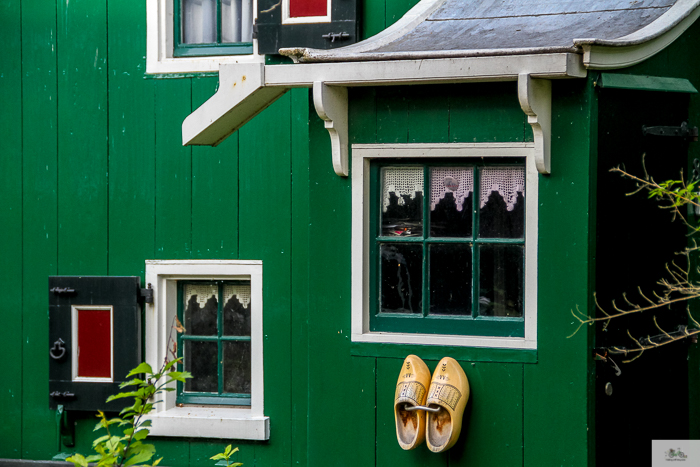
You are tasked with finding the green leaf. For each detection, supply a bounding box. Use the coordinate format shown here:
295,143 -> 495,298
120,378 -> 146,388
107,391 -> 139,402
127,362 -> 154,378
66,453 -> 88,467
152,457 -> 163,467
133,428 -> 150,441
210,454 -> 227,461
140,420 -> 153,428
92,435 -> 110,447
167,371 -> 189,382
123,443 -> 156,466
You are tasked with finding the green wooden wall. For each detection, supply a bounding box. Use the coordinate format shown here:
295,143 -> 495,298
3,0 -> 698,464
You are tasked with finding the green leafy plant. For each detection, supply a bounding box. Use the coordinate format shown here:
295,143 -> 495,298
210,445 -> 243,467
67,318 -> 192,467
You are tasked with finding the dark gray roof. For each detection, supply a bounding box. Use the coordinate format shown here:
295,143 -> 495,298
281,0 -> 696,62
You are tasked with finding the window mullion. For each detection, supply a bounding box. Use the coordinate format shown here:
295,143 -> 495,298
217,0 -> 222,44
472,166 -> 480,319
217,282 -> 224,396
422,165 -> 430,318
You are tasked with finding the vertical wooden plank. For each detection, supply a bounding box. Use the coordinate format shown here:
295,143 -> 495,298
238,94 -> 293,466
107,0 -> 155,277
448,362 -> 524,465
449,82 -> 528,143
155,78 -> 193,260
21,0 -> 59,457
0,0 -> 24,457
306,110 -> 376,466
349,87 -> 377,145
376,87 -> 409,144
362,0 -> 385,39
290,88 -> 311,467
408,86 -> 449,143
385,0 -> 419,27
191,77 -> 238,259
523,79 -> 594,467
56,0 -> 109,275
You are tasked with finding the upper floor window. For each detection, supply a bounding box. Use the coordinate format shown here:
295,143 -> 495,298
175,0 -> 254,57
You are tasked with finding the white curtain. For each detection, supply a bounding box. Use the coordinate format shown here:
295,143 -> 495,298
182,0 -> 252,44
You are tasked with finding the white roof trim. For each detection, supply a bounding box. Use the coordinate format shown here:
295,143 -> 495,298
577,0 -> 700,69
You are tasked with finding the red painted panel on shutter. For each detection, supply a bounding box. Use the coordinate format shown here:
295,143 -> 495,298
78,309 -> 112,378
290,0 -> 327,17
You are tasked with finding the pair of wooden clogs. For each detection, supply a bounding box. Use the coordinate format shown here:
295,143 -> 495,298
394,355 -> 470,453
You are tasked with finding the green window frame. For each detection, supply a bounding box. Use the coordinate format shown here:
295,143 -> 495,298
177,280 -> 252,406
174,0 -> 253,57
369,159 -> 526,338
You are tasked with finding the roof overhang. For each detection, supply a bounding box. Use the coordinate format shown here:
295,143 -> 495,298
183,52 -> 584,146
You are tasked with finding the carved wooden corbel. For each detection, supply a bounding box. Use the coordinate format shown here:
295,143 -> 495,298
518,73 -> 552,175
313,81 -> 349,177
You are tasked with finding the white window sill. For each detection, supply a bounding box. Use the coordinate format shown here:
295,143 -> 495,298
147,407 -> 270,440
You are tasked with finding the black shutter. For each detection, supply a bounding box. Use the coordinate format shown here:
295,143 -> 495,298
48,276 -> 142,412
256,0 -> 359,55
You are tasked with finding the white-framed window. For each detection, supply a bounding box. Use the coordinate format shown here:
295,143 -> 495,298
146,0 -> 263,74
351,143 -> 539,350
144,260 -> 269,440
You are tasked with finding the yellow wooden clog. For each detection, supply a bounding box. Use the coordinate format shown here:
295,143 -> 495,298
394,354 -> 431,450
426,357 -> 470,453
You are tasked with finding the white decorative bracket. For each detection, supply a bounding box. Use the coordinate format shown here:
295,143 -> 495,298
313,81 -> 349,177
518,73 -> 552,175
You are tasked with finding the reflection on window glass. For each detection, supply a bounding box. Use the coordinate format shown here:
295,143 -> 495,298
380,243 -> 423,314
224,341 -> 251,394
381,167 -> 424,237
479,244 -> 524,317
184,341 -> 218,393
429,244 -> 472,315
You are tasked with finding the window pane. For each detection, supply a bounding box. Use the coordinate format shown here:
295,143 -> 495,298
184,284 -> 218,336
184,341 -> 218,393
479,244 -> 524,317
429,244 -> 472,316
223,283 -> 251,336
380,243 -> 423,314
221,0 -> 253,43
430,167 -> 473,238
479,166 -> 525,239
381,167 -> 423,237
182,0 -> 217,44
223,341 -> 251,394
